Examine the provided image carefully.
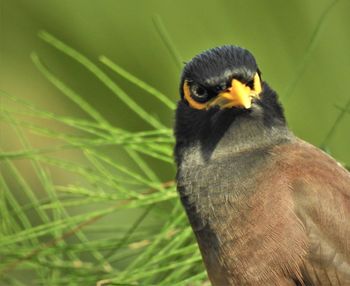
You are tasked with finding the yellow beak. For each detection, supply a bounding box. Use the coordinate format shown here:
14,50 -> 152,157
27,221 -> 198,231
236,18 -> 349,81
213,79 -> 253,109
208,73 -> 262,109
182,72 -> 262,110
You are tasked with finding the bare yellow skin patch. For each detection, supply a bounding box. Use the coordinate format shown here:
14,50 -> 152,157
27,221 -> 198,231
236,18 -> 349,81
253,72 -> 262,94
184,72 -> 262,110
183,81 -> 207,110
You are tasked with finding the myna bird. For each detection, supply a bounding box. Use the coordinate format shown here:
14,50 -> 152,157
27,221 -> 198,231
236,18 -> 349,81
174,46 -> 350,285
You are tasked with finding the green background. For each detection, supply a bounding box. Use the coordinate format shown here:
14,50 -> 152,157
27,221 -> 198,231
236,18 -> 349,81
1,0 -> 349,285
2,0 -> 350,161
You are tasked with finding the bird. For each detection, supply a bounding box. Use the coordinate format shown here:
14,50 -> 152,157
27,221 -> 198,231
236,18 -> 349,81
174,45 -> 350,285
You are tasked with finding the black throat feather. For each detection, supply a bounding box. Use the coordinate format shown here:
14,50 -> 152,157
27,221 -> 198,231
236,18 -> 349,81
174,82 -> 287,164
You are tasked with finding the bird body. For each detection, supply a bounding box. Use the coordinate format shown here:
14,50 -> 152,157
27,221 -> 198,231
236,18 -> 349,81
174,46 -> 350,285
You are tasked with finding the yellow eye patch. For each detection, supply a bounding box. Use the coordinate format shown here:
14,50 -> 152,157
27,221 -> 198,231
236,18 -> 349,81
183,81 -> 208,110
183,72 -> 262,110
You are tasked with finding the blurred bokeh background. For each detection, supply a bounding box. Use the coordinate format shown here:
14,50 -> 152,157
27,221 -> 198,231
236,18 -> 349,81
1,0 -> 349,285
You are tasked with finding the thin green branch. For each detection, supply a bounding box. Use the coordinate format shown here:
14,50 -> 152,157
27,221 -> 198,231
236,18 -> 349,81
37,31 -> 165,129
320,97 -> 350,149
152,14 -> 183,70
283,0 -> 339,100
99,56 -> 176,110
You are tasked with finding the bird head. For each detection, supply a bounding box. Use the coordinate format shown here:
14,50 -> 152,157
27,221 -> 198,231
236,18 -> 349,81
175,46 -> 286,160
180,45 -> 262,111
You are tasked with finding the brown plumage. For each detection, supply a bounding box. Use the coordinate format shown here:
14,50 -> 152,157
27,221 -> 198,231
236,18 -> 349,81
174,46 -> 350,285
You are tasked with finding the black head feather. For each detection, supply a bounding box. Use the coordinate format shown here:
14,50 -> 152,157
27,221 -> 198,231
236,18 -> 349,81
174,45 -> 286,163
180,45 -> 259,99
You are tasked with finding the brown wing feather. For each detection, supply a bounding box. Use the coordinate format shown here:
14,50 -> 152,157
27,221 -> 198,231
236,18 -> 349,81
178,138 -> 349,285
273,139 -> 350,285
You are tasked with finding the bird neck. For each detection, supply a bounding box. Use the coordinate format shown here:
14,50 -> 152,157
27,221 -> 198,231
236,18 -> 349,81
175,83 -> 293,164
209,113 -> 292,160
174,99 -> 293,165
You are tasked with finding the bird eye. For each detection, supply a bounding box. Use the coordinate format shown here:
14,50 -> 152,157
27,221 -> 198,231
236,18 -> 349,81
190,84 -> 209,103
246,79 -> 254,89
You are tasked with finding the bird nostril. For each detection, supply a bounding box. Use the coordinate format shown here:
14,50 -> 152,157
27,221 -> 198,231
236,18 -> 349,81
214,83 -> 228,92
214,85 -> 223,92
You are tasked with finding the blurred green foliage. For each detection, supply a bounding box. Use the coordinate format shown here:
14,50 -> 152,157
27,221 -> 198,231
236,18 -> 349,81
1,0 -> 349,285
2,0 -> 350,161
